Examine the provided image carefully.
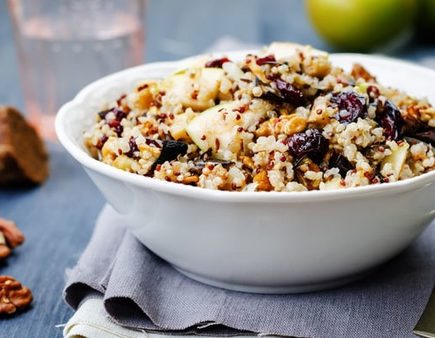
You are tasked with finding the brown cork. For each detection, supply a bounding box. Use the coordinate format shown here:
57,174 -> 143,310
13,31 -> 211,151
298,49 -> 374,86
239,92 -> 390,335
0,106 -> 49,185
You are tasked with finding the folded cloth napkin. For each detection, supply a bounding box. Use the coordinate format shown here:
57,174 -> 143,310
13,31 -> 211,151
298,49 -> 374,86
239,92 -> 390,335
63,293 -> 149,338
63,293 -> 258,338
64,204 -> 435,338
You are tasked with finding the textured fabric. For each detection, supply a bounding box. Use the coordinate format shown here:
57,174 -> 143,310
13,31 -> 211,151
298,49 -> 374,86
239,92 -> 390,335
64,295 -> 259,338
64,205 -> 435,338
414,289 -> 435,338
63,294 -> 151,338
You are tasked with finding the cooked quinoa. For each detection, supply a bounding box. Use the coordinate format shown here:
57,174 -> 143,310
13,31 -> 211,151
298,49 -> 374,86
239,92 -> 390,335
84,42 -> 435,192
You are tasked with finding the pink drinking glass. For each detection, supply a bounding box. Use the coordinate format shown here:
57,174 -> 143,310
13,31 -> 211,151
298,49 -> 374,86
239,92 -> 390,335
8,0 -> 146,140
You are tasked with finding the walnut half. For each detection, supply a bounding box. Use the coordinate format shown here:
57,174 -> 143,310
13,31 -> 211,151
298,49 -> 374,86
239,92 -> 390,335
0,218 -> 25,261
0,276 -> 33,314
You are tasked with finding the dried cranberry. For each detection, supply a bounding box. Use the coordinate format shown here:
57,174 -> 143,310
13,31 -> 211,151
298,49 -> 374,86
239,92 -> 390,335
402,115 -> 435,146
108,119 -> 123,136
103,108 -> 128,136
205,57 -> 230,68
153,140 -> 188,166
260,91 -> 285,103
113,108 -> 127,121
376,100 -> 404,141
275,79 -> 304,105
145,138 -> 162,148
114,125 -> 123,137
331,91 -> 367,124
413,129 -> 435,146
265,73 -> 281,81
403,115 -> 425,136
98,108 -> 112,120
126,137 -> 139,158
328,152 -> 353,177
366,85 -> 380,101
261,79 -> 304,106
99,107 -> 127,122
256,55 -> 276,66
96,135 -> 108,150
288,129 -> 329,165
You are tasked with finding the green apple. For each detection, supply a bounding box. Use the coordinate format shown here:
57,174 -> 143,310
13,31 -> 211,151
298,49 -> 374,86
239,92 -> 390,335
306,0 -> 418,51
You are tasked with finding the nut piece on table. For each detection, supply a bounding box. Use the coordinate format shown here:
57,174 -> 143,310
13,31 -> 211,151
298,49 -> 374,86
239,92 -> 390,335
0,276 -> 32,315
0,232 -> 12,260
0,106 -> 49,186
0,218 -> 25,261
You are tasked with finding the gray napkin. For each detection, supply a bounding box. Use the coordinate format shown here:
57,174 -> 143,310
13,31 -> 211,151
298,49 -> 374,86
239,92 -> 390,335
64,205 -> 435,338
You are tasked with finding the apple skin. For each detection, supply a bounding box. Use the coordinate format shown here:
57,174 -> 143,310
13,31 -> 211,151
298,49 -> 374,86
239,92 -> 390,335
306,0 -> 418,51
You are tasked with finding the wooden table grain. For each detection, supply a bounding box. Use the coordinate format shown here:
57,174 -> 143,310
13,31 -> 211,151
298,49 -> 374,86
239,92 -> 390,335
0,1 -> 434,337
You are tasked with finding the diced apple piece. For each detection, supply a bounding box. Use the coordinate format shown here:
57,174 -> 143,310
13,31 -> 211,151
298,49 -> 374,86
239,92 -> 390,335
186,102 -> 238,153
266,42 -> 331,78
320,177 -> 343,190
222,61 -> 244,82
133,81 -> 159,110
266,42 -> 327,60
113,155 -> 136,171
245,55 -> 268,83
308,96 -> 330,127
101,137 -> 118,159
169,110 -> 197,141
356,82 -> 369,94
186,100 -> 270,160
163,68 -> 224,111
381,141 -> 410,180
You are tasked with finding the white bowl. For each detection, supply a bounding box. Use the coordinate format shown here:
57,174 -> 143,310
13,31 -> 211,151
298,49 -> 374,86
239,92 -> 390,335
56,51 -> 435,293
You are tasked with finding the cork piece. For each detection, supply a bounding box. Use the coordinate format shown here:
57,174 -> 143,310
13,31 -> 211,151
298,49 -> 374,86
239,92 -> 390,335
0,106 -> 49,185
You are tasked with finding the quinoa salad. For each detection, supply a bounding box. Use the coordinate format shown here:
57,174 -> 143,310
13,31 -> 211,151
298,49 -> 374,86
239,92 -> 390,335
84,42 -> 435,192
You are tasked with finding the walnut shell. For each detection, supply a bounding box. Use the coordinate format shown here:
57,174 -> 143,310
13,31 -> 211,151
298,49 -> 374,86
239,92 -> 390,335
0,276 -> 32,314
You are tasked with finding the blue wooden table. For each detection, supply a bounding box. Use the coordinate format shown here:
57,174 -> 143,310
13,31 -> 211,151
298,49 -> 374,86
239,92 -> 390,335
0,1 -> 434,337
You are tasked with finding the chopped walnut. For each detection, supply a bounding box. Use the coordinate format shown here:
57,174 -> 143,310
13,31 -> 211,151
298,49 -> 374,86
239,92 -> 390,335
256,115 -> 307,137
241,156 -> 255,170
0,276 -> 33,314
0,218 -> 24,261
295,158 -> 322,190
182,175 -> 199,185
253,170 -> 273,191
405,103 -> 435,125
351,63 -> 376,82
